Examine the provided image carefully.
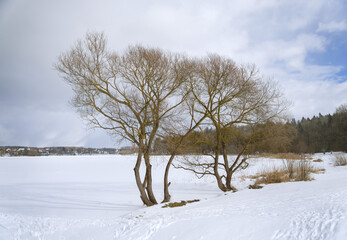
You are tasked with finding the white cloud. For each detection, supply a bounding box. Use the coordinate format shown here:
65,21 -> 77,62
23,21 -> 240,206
270,64 -> 347,119
234,33 -> 327,72
1,0 -> 347,146
282,77 -> 347,119
317,20 -> 347,32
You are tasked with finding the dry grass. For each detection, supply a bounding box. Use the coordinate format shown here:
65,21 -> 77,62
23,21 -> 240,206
250,157 -> 320,187
248,183 -> 263,189
333,154 -> 347,166
254,167 -> 290,185
313,159 -> 323,162
295,158 -> 313,181
162,199 -> 200,208
282,159 -> 295,178
257,153 -> 306,160
311,168 -> 326,174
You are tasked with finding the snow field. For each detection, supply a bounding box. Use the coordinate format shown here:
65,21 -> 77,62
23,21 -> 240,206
0,153 -> 346,239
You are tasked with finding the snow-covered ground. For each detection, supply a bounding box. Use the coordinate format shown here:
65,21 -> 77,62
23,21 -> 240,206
0,153 -> 346,239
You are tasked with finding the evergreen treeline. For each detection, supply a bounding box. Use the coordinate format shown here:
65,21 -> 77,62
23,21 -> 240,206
154,105 -> 347,154
291,104 -> 347,153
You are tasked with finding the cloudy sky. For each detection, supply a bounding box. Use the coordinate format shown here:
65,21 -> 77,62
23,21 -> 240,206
0,0 -> 347,148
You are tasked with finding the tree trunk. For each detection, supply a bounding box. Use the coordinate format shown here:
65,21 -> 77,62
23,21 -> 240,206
162,154 -> 175,203
133,149 -> 154,206
225,172 -> 237,191
213,154 -> 227,191
143,151 -> 158,204
213,131 -> 227,191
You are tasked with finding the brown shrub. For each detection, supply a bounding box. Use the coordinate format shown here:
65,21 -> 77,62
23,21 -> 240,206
282,159 -> 295,178
313,159 -> 323,162
334,154 -> 347,166
251,157 -> 320,186
295,158 -> 313,181
254,167 -> 290,185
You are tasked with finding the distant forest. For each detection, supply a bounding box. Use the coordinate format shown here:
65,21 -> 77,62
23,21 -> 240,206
1,106 -> 346,157
153,105 -> 347,155
290,106 -> 347,153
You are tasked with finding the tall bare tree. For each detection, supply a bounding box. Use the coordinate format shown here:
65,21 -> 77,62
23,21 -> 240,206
55,32 -> 188,206
175,55 -> 287,192
160,78 -> 208,202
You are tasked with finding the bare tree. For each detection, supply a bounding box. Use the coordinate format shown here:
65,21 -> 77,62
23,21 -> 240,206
56,33 -> 287,202
161,83 -> 208,202
174,55 -> 287,192
55,32 -> 188,206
